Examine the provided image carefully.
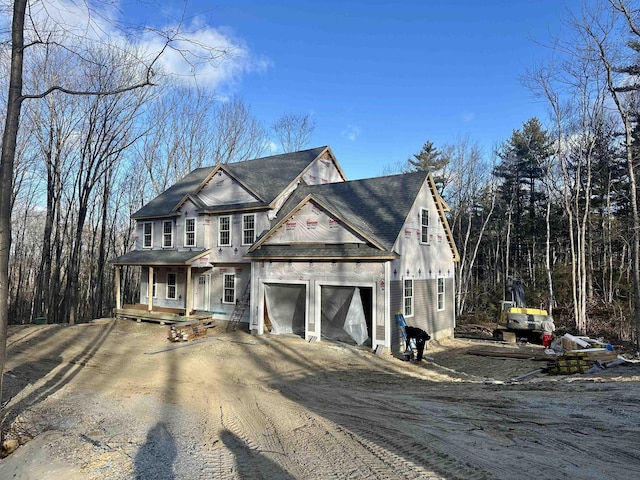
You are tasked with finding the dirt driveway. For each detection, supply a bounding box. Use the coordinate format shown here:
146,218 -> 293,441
1,318 -> 639,479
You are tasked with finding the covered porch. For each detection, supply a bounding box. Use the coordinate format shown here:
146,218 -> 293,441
111,249 -> 213,322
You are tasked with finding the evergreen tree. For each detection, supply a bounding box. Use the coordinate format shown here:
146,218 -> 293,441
406,140 -> 450,193
493,118 -> 552,275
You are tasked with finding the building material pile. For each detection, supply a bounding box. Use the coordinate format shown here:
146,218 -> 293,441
169,323 -> 209,342
547,333 -> 621,375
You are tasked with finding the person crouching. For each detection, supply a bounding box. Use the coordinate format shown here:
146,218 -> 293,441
405,326 -> 431,361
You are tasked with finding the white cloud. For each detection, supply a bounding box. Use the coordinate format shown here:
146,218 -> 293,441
463,112 -> 475,122
140,19 -> 271,89
20,0 -> 270,91
342,124 -> 361,142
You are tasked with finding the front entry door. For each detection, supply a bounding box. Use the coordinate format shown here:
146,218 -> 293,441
195,274 -> 210,311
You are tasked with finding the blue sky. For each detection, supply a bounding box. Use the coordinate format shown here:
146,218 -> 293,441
129,0 -> 570,180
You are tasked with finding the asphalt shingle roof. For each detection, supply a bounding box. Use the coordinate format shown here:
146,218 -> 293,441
132,147 -> 329,220
245,243 -> 399,260
269,170 -> 430,252
110,249 -> 209,266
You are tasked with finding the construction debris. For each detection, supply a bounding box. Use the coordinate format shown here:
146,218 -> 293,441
169,323 -> 210,342
547,333 -> 624,375
467,332 -> 629,377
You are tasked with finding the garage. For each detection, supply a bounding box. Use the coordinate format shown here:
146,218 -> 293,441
320,285 -> 373,346
263,283 -> 306,337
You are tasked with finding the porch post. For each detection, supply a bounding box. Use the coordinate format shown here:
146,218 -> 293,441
148,266 -> 154,312
115,265 -> 121,310
185,266 -> 192,315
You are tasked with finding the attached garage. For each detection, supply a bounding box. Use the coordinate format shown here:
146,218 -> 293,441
263,283 -> 307,336
319,285 -> 373,346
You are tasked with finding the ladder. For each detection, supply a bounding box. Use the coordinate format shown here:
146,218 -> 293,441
228,281 -> 251,331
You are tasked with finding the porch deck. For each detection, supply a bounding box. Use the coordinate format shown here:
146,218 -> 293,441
114,304 -> 213,325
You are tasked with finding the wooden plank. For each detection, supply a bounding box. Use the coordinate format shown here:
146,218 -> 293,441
467,346 -> 551,361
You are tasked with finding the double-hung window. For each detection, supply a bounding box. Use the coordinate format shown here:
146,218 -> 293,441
223,273 -> 235,304
403,278 -> 414,317
437,277 -> 445,311
242,214 -> 256,246
185,218 -> 196,247
166,273 -> 177,299
163,221 -> 173,248
219,216 -> 231,246
420,208 -> 429,244
143,222 -> 153,248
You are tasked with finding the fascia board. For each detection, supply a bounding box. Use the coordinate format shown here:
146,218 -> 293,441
427,173 -> 460,262
185,249 -> 213,265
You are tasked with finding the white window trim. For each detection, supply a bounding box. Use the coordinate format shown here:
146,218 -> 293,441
166,272 -> 177,300
163,220 -> 174,248
437,276 -> 445,312
403,277 -> 414,318
420,208 -> 429,245
223,273 -> 235,304
219,215 -> 231,246
152,271 -> 157,298
143,222 -> 153,249
184,218 -> 196,247
242,213 -> 256,246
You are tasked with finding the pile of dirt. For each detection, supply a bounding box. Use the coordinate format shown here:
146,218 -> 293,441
1,319 -> 639,479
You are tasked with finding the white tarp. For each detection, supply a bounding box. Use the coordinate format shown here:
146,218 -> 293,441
264,284 -> 306,335
321,286 -> 369,345
343,288 -> 369,345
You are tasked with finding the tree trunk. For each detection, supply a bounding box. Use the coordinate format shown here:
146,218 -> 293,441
0,0 -> 26,435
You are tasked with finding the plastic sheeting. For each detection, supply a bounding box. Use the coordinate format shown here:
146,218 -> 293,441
264,284 -> 306,335
321,286 -> 369,345
343,288 -> 369,345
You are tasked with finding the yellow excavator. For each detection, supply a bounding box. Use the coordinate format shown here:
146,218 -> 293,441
493,278 -> 552,343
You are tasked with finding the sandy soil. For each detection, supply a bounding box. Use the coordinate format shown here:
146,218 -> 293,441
0,319 -> 639,480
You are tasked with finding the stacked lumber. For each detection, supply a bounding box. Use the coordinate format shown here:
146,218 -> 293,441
547,352 -> 593,375
169,324 -> 208,342
548,348 -> 619,375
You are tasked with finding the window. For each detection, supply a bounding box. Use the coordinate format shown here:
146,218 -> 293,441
242,214 -> 256,245
403,278 -> 414,317
437,277 -> 445,311
167,272 -> 177,299
223,273 -> 235,304
163,221 -> 173,248
143,222 -> 153,248
219,216 -> 231,246
420,208 -> 429,244
185,218 -> 196,247
152,271 -> 157,298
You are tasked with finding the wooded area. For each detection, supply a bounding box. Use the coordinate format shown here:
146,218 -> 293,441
3,1 -> 640,352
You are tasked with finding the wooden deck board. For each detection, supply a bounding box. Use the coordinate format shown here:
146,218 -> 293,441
114,308 -> 212,325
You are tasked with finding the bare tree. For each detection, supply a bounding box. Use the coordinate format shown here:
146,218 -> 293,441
211,96 -> 268,164
446,136 -> 496,315
137,85 -> 219,196
0,0 -> 230,437
580,0 -> 640,345
271,113 -> 316,153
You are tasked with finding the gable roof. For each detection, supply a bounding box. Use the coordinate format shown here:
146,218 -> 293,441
251,170 -> 430,253
132,146 -> 342,220
248,169 -> 460,262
